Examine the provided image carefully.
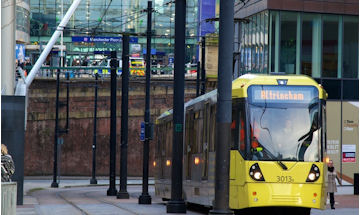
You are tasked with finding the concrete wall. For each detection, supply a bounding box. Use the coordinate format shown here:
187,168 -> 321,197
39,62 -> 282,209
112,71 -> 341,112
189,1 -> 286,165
24,78 -> 209,176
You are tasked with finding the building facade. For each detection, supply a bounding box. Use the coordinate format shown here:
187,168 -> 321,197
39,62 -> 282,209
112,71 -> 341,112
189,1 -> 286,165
28,0 -> 208,67
234,0 -> 359,183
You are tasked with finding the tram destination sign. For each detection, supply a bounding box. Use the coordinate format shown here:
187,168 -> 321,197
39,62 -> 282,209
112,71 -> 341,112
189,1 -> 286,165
249,85 -> 318,104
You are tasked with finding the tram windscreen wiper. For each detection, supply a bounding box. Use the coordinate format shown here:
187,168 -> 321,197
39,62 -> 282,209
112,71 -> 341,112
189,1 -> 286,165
277,160 -> 288,170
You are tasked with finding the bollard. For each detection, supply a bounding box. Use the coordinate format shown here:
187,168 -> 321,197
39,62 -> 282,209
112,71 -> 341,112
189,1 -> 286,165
1,182 -> 17,215
354,173 -> 359,195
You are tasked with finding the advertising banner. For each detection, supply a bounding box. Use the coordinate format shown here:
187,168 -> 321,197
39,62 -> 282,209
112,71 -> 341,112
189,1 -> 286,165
342,145 -> 356,162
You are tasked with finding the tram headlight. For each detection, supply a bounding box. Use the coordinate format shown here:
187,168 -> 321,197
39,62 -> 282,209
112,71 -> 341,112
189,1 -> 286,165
306,164 -> 320,182
249,163 -> 265,181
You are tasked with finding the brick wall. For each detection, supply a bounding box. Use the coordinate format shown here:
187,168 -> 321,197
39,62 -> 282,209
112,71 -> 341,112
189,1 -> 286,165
24,77 -> 209,176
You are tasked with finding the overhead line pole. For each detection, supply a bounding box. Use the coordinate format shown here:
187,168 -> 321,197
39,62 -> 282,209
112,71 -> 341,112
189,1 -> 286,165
51,70 -> 61,188
138,0 -> 152,205
117,34 -> 130,199
107,51 -> 118,196
166,0 -> 186,213
201,36 -> 206,95
209,0 -> 234,214
90,73 -> 98,185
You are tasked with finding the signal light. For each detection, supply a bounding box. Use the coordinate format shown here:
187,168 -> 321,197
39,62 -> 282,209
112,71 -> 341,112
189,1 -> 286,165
166,160 -> 171,166
194,157 -> 200,165
325,156 -> 330,164
153,161 -> 156,167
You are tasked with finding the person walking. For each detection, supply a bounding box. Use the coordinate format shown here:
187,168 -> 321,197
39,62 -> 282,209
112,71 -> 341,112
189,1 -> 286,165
327,160 -> 341,209
1,144 -> 15,182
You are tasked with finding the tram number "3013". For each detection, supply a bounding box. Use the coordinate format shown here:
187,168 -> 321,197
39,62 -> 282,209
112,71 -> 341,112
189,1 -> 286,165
276,176 -> 294,183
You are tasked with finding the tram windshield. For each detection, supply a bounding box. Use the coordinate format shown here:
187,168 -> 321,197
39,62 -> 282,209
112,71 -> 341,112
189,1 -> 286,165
247,85 -> 321,162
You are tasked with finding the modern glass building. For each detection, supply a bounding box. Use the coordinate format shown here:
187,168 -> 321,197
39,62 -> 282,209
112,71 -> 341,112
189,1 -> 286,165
235,0 -> 359,184
28,0 -> 201,66
16,0 -> 30,44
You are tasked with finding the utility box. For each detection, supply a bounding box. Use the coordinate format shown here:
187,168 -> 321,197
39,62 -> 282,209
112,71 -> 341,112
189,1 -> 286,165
1,182 -> 17,215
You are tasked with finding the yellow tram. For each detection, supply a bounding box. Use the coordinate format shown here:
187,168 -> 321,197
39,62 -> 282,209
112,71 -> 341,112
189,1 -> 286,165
154,74 -> 328,214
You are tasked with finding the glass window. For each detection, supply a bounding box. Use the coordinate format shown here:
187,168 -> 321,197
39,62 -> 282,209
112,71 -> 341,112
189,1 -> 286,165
270,11 -> 277,73
246,21 -> 251,72
232,100 -> 246,157
343,80 -> 359,100
251,16 -> 256,72
209,105 -> 216,152
322,79 -> 341,100
264,11 -> 269,73
247,85 -> 321,161
240,23 -> 246,74
322,15 -> 339,77
343,16 -> 359,78
280,12 -> 297,74
256,13 -> 260,73
301,14 -> 314,76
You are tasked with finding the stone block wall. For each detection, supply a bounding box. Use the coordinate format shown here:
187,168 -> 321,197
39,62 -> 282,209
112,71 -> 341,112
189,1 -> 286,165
24,77 -> 206,176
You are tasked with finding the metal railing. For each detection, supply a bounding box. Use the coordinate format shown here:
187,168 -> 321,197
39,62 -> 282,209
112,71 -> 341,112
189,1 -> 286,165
23,66 -> 199,79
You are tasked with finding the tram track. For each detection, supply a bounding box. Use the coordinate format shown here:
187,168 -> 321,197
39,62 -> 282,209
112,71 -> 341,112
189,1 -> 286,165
56,188 -> 141,215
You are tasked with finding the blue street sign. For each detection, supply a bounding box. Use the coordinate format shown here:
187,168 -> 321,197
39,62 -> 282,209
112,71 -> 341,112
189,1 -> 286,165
140,122 -> 145,141
72,36 -> 138,43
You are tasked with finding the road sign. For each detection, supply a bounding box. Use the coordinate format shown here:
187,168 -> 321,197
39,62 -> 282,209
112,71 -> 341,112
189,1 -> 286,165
140,122 -> 145,141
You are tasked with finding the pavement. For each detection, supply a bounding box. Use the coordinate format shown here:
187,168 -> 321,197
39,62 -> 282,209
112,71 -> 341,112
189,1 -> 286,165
16,176 -> 359,215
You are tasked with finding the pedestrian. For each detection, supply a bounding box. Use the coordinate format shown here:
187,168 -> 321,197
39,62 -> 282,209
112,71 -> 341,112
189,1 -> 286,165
1,144 -> 15,182
327,160 -> 341,209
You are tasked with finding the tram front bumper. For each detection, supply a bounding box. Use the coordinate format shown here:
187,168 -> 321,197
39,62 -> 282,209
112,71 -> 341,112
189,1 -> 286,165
230,183 -> 326,210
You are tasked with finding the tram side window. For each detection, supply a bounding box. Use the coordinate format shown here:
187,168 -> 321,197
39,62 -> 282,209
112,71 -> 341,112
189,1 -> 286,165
231,101 -> 246,157
209,105 -> 217,152
196,111 -> 204,153
185,112 -> 191,154
190,112 -> 197,153
165,121 -> 173,157
202,103 -> 210,179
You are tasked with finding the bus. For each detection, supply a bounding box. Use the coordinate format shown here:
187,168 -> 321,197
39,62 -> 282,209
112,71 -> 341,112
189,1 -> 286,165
154,74 -> 328,215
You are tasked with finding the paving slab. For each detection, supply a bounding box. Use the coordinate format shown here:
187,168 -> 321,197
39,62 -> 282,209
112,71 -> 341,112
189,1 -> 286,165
17,178 -> 358,215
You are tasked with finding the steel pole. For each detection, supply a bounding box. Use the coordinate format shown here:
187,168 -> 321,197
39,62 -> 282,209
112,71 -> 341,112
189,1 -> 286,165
201,37 -> 206,95
117,35 -> 130,199
51,70 -> 60,188
107,51 -> 118,196
166,0 -> 186,213
90,73 -> 98,185
209,0 -> 234,214
65,71 -> 69,132
196,61 -> 200,97
139,1 -> 152,205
